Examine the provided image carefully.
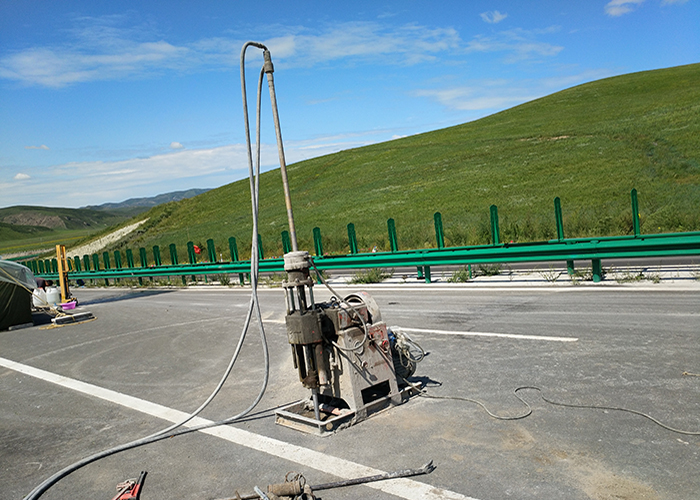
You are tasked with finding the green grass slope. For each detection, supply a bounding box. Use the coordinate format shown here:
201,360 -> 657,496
0,206 -> 134,256
100,63 -> 700,260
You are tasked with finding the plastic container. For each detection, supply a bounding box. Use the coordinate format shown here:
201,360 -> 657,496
45,287 -> 60,306
61,300 -> 77,310
32,288 -> 47,308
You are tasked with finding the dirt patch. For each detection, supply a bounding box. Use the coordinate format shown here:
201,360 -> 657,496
578,467 -> 659,500
68,219 -> 148,257
3,213 -> 66,229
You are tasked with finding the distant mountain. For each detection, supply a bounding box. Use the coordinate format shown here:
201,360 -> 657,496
84,188 -> 210,211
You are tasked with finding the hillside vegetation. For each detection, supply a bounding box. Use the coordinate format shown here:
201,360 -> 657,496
71,63 -> 700,260
0,206 -> 137,257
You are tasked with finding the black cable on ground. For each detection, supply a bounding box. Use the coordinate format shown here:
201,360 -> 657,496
420,385 -> 700,435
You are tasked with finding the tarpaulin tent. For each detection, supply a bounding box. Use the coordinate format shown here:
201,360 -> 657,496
0,260 -> 37,331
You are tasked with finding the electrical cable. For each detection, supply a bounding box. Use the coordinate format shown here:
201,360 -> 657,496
420,385 -> 700,434
21,42 -> 274,500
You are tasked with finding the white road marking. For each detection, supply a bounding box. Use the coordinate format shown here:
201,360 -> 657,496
395,326 -> 578,342
0,356 -> 479,500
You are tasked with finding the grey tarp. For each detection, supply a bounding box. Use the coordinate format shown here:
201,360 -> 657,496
0,260 -> 37,331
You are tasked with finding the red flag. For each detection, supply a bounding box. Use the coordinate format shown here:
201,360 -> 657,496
193,245 -> 201,254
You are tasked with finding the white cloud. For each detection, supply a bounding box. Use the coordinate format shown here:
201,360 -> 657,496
0,19 -> 464,87
25,144 -> 50,150
14,173 -> 31,180
0,136 -> 381,207
605,0 -> 645,16
265,23 -> 462,67
170,141 -> 184,149
414,86 -> 540,112
464,28 -> 563,62
661,0 -> 689,4
480,11 -> 508,24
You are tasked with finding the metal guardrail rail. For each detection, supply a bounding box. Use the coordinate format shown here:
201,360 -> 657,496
28,230 -> 700,284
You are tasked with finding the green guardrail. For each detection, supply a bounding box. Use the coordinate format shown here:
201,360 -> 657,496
23,189 -> 700,284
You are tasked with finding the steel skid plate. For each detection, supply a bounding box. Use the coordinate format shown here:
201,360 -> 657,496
274,382 -> 421,436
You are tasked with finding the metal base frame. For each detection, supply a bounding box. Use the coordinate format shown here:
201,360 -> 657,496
274,382 -> 421,436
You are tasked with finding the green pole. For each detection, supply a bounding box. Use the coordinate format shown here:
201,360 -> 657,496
490,205 -> 500,246
186,242 -> 196,264
38,260 -> 45,274
102,252 -> 110,286
206,238 -> 216,262
153,245 -> 162,267
555,197 -> 575,274
257,234 -> 264,260
169,244 -> 178,265
313,227 -> 323,256
114,250 -> 122,269
73,256 -> 82,272
282,231 -> 291,254
434,212 -> 445,249
229,237 -> 244,285
554,197 -> 565,241
347,223 -> 358,254
126,249 -> 135,268
139,248 -> 148,267
631,188 -> 640,237
83,255 -> 90,271
388,218 -> 398,252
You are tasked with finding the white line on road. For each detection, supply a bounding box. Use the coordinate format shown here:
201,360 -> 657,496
395,326 -> 578,342
0,356 -> 479,500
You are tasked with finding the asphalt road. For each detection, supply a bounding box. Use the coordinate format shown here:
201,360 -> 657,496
1,281 -> 699,500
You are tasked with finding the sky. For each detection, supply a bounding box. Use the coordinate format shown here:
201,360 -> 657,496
1,0 -> 698,209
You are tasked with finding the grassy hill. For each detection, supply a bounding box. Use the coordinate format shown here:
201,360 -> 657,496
53,63 -> 700,261
0,206 -> 139,257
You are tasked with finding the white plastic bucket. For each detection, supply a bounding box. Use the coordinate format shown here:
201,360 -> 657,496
45,287 -> 60,306
32,288 -> 47,308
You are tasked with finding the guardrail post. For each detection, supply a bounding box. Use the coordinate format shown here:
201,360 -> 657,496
83,255 -> 90,273
388,218 -> 398,252
554,197 -> 575,274
38,260 -> 45,274
125,249 -> 134,268
92,254 -> 100,271
169,244 -> 178,265
169,243 -> 185,285
592,259 -> 603,283
113,250 -> 122,284
434,212 -> 445,249
229,237 -> 245,285
313,227 -> 323,257
51,258 -> 58,273
153,245 -> 162,267
139,248 -> 148,267
206,238 -> 216,262
631,188 -> 640,237
347,223 -> 358,254
554,197 -> 564,241
102,252 -> 110,286
282,231 -> 291,254
187,242 -> 196,264
257,234 -> 264,260
490,205 -> 500,246
424,265 -> 431,284
139,248 -> 148,285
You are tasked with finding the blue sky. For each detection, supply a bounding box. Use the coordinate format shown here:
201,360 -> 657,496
1,0 -> 698,208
